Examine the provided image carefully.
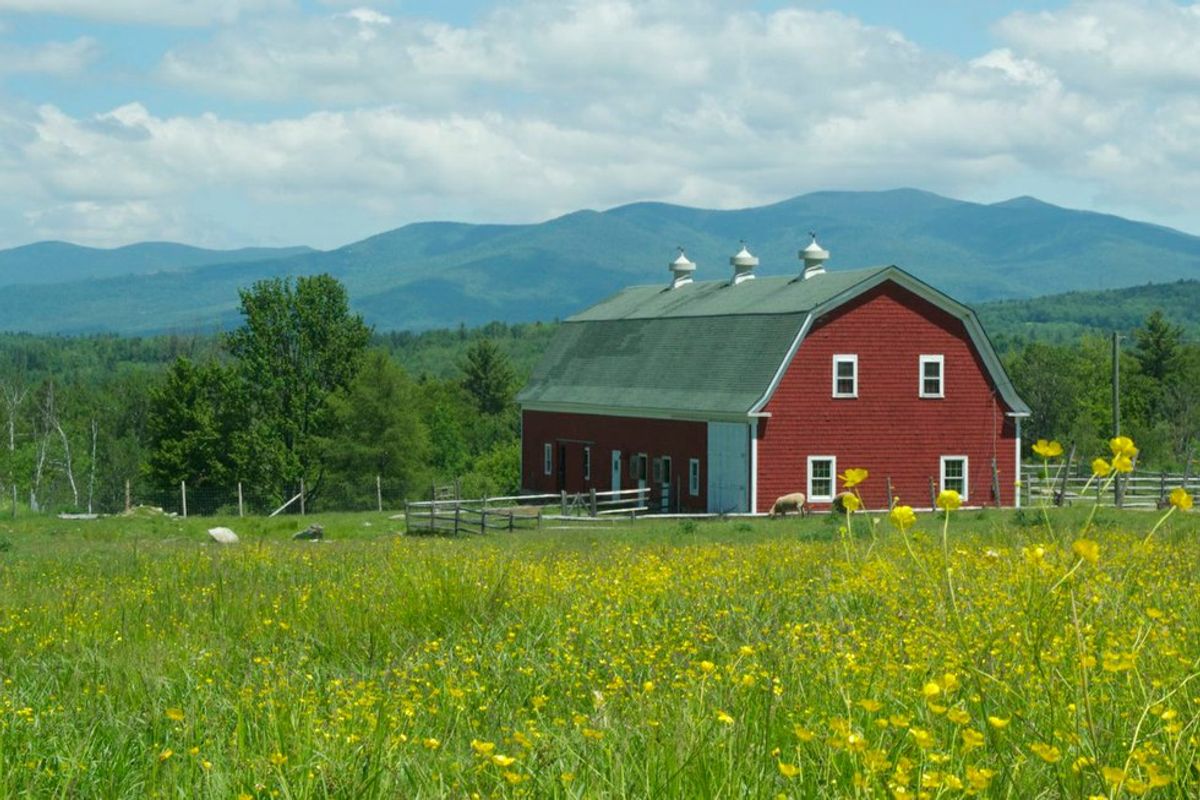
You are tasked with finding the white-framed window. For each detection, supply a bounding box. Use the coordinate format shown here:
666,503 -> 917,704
807,455 -> 837,502
832,354 -> 858,398
689,458 -> 700,496
583,446 -> 591,481
940,455 -> 968,500
920,354 -> 944,398
543,443 -> 553,475
661,456 -> 672,485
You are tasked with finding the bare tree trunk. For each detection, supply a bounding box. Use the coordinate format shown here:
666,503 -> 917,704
32,433 -> 48,512
87,418 -> 98,514
42,382 -> 79,509
1,381 -> 27,513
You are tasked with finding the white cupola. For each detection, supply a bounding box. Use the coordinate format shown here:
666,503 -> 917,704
800,233 -> 829,279
729,242 -> 759,285
668,248 -> 696,289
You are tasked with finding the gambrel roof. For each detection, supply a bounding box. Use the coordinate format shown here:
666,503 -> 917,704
517,266 -> 1030,421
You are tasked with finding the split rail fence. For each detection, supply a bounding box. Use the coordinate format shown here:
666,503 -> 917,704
404,487 -> 647,536
1022,461 -> 1200,509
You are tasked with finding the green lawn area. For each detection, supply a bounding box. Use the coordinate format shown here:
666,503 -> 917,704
0,507 -> 1197,798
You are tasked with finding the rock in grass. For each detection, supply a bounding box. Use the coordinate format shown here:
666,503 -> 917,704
292,524 -> 324,541
207,526 -> 239,544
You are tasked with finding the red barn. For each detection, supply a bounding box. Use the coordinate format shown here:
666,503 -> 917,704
517,240 -> 1030,513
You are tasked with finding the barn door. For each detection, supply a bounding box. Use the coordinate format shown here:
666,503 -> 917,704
707,422 -> 749,513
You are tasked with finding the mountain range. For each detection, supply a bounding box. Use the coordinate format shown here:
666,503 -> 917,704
1,188 -> 1198,335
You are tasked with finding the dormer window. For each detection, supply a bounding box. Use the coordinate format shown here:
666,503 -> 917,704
920,355 -> 944,398
832,355 -> 858,398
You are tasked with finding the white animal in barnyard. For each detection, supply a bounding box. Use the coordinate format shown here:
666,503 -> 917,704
768,492 -> 807,518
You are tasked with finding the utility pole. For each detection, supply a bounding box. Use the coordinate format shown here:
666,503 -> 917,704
1113,331 -> 1123,507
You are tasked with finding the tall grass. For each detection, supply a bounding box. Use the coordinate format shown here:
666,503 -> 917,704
0,509 -> 1196,797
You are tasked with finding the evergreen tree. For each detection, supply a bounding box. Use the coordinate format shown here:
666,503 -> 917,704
1134,310 -> 1182,382
461,338 -> 515,415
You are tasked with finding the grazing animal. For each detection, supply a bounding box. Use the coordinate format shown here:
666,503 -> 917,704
831,492 -> 855,514
769,492 -> 808,518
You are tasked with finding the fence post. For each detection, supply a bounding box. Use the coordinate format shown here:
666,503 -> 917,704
508,511 -> 514,532
885,477 -> 894,510
1159,472 -> 1167,507
589,488 -> 598,517
561,490 -> 567,516
300,479 -> 306,515
454,503 -> 461,535
928,477 -> 936,510
237,482 -> 244,518
376,475 -> 383,513
125,479 -> 131,513
404,501 -> 409,533
11,484 -> 16,518
181,480 -> 188,519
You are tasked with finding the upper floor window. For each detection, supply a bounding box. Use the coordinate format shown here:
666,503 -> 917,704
543,443 -> 553,475
689,458 -> 701,496
583,446 -> 591,481
920,355 -> 944,398
832,354 -> 858,398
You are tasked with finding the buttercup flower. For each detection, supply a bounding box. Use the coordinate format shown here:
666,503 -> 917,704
841,493 -> 862,512
935,490 -> 962,511
1169,487 -> 1193,511
889,504 -> 916,531
1092,457 -> 1111,477
1109,436 -> 1138,459
839,468 -> 869,488
1113,454 -> 1134,473
1032,439 -> 1063,458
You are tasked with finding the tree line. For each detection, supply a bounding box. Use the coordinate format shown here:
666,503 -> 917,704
0,274 -> 1196,514
0,275 -> 523,514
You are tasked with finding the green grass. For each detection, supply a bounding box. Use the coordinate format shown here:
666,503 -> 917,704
0,508 -> 1197,797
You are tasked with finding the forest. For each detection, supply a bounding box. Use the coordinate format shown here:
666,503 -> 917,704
0,274 -> 1195,515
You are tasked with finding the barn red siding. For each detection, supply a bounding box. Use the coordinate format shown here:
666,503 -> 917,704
757,282 -> 1018,512
521,410 -> 708,512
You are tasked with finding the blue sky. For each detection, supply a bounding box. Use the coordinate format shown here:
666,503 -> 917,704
0,0 -> 1196,249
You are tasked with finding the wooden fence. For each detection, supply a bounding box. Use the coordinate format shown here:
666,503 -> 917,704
1022,461 -> 1200,509
403,487 -> 647,536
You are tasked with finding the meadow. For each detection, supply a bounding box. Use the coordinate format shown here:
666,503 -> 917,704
0,504 -> 1197,798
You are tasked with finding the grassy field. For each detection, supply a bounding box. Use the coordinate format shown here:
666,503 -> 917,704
0,506 -> 1197,798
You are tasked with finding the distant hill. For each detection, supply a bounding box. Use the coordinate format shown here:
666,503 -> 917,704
0,188 -> 1197,334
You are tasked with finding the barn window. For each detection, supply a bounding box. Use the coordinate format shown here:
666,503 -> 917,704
583,446 -> 591,481
630,453 -> 648,480
807,455 -> 837,502
661,456 -> 672,484
689,459 -> 700,495
940,456 -> 968,500
543,443 -> 552,475
920,355 -> 944,398
832,355 -> 858,398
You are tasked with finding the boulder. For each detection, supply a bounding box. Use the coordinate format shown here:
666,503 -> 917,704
207,526 -> 239,544
293,524 -> 324,541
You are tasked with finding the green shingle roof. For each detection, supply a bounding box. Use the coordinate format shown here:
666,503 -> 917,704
518,266 -> 1030,418
519,268 -> 890,417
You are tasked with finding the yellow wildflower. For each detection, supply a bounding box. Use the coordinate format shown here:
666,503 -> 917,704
1102,766 -> 1126,785
936,490 -> 962,511
946,707 -> 970,725
164,708 -> 184,722
841,493 -> 862,512
491,754 -> 516,767
794,724 -> 815,741
716,710 -> 734,725
909,728 -> 934,749
987,716 -> 1010,729
857,699 -> 882,713
1169,487 -> 1193,511
1102,651 -> 1136,672
961,728 -> 985,750
840,468 -> 869,488
269,752 -> 288,766
470,739 -> 495,756
1032,439 -> 1063,458
966,766 -> 995,790
1092,457 -> 1111,477
699,660 -> 716,674
1072,538 -> 1100,565
158,749 -> 173,762
889,504 -> 916,531
921,681 -> 941,698
777,761 -> 800,778
1110,436 -> 1138,459
1030,743 -> 1061,763
1113,454 -> 1134,473
421,738 -> 440,750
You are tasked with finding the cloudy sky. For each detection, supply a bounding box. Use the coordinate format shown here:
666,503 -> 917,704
0,0 -> 1197,249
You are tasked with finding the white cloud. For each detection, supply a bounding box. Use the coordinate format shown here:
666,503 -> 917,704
0,37 -> 101,76
4,0 -> 1200,247
0,0 -> 290,27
